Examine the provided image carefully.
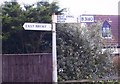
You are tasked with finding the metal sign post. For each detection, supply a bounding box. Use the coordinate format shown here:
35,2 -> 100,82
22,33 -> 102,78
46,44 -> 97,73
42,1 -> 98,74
51,14 -> 78,82
23,14 -> 78,82
23,14 -> 58,82
52,14 -> 57,82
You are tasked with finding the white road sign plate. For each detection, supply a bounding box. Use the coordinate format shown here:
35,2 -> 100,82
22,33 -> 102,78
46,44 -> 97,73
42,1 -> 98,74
57,15 -> 78,23
23,23 -> 52,31
80,15 -> 94,22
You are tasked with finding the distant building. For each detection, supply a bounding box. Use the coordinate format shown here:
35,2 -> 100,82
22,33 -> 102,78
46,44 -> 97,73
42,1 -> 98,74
80,15 -> 120,54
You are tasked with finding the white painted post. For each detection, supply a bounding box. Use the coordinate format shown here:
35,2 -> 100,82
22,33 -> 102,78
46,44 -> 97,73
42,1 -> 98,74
52,14 -> 57,82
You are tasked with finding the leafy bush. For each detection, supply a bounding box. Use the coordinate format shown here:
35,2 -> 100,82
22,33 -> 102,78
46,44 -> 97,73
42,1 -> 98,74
57,23 -> 116,81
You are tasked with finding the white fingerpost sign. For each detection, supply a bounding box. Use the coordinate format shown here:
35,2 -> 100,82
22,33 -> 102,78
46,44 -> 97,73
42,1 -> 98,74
23,23 -> 52,31
57,15 -> 78,23
23,14 -> 57,82
80,15 -> 94,22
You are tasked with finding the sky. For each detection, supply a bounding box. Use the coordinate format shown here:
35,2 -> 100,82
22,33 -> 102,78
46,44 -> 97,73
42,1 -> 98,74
1,0 -> 120,15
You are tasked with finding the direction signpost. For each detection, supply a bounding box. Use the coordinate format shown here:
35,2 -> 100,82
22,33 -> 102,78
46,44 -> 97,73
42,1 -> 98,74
23,14 -> 57,82
23,14 -> 78,82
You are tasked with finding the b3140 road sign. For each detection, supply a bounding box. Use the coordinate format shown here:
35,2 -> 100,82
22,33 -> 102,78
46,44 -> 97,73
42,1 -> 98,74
80,15 -> 94,22
23,23 -> 52,31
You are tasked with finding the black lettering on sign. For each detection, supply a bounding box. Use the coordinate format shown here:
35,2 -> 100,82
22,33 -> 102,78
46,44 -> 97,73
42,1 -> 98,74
81,16 -> 94,22
88,17 -> 91,21
41,25 -> 46,28
26,25 -> 34,28
66,16 -> 74,18
35,25 -> 40,27
57,15 -> 66,21
35,25 -> 46,28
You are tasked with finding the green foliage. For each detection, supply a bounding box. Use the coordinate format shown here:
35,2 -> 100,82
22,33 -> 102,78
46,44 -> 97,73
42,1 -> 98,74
2,1 -> 62,54
57,23 -> 116,81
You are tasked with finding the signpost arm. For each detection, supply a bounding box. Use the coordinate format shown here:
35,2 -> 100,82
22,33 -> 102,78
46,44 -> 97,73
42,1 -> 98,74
52,14 -> 57,82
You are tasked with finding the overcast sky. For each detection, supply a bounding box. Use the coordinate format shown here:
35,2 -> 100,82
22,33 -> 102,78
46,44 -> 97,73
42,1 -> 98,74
1,0 -> 120,15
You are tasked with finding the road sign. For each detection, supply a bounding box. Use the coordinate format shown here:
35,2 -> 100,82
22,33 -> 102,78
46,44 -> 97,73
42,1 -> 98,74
56,15 -> 78,23
23,14 -> 57,82
23,23 -> 52,31
80,15 -> 94,22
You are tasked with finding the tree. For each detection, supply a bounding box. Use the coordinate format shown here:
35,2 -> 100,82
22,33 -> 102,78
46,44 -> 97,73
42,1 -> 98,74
57,23 -> 116,81
2,1 -> 62,54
